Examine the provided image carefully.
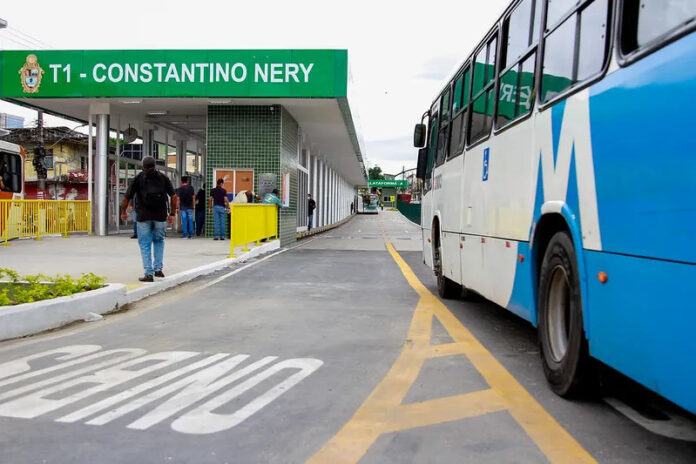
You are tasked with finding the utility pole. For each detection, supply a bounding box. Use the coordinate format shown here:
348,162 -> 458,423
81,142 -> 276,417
37,111 -> 45,190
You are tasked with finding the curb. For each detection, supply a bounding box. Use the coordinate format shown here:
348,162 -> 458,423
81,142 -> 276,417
297,214 -> 355,240
0,240 -> 280,342
0,283 -> 127,341
125,239 -> 280,304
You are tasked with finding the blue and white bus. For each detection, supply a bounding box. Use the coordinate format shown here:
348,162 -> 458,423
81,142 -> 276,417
413,0 -> 696,413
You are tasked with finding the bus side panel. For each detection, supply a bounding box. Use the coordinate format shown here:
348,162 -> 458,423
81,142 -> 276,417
460,234 -> 483,293
504,241 -> 535,323
589,32 -> 696,263
421,191 -> 434,269
485,120 -> 537,242
438,158 -> 464,283
442,231 -> 461,283
585,250 -> 696,414
460,144 -> 488,292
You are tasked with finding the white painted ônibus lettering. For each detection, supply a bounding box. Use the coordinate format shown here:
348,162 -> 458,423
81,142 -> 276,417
171,358 -> 323,434
0,345 -> 322,434
0,344 -> 101,382
124,355 -> 276,430
0,351 -> 196,419
0,348 -> 146,403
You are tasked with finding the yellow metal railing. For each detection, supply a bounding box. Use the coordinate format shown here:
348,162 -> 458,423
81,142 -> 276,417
1,200 -> 91,245
229,204 -> 278,257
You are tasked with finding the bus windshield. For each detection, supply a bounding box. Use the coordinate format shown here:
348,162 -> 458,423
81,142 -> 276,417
0,151 -> 22,193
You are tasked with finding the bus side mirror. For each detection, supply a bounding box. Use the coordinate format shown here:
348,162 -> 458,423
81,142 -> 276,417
416,147 -> 428,180
413,123 -> 426,148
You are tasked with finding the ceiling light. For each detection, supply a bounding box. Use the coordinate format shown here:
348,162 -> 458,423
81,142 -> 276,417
147,111 -> 168,116
120,99 -> 143,104
190,129 -> 205,133
208,99 -> 231,104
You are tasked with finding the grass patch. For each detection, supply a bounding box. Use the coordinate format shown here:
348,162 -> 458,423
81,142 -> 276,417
0,268 -> 105,306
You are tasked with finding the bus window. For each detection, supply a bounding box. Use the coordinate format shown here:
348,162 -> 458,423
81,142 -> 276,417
638,1 -> 696,46
435,124 -> 449,165
542,0 -> 609,103
577,0 -> 609,81
497,0 -> 539,128
441,89 -> 451,122
621,0 -> 696,55
469,34 -> 498,144
425,113 -> 439,183
546,0 -> 577,28
452,74 -> 463,114
0,152 -> 22,193
449,67 -> 470,158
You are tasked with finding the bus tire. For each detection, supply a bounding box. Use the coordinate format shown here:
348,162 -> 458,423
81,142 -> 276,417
434,240 -> 461,299
537,231 -> 593,398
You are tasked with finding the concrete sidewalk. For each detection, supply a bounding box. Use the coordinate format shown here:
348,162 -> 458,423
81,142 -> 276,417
0,232 -> 279,340
0,233 -> 269,289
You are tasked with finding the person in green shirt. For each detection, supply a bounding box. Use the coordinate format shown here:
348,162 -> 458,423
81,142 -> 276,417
262,188 -> 283,206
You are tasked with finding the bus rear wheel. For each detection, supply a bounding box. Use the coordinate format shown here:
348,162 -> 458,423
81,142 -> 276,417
434,239 -> 461,299
538,231 -> 594,397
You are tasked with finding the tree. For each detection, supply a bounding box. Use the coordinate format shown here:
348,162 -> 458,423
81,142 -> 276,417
368,166 -> 385,180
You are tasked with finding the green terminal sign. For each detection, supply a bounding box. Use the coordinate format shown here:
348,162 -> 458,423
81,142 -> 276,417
368,179 -> 408,188
0,49 -> 348,98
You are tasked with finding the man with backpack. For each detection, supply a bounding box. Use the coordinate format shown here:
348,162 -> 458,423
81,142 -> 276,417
120,156 -> 178,282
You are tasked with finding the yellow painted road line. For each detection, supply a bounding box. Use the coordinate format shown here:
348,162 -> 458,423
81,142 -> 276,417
307,240 -> 597,464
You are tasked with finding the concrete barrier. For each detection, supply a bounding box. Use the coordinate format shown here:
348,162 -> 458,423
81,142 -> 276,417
0,283 -> 127,341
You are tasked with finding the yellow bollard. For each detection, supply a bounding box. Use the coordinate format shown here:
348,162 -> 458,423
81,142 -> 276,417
228,205 -> 235,258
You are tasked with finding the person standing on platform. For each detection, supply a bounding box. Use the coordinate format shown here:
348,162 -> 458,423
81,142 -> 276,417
120,156 -> 178,282
209,178 -> 230,240
195,183 -> 206,237
307,193 -> 317,231
177,176 -> 195,239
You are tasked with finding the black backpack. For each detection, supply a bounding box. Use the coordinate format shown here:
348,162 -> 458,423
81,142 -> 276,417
138,171 -> 168,211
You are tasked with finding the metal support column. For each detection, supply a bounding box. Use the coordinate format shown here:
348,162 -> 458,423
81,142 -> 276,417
176,138 -> 186,184
95,113 -> 110,236
115,116 -> 121,233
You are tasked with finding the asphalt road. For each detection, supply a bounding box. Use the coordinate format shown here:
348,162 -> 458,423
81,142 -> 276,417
0,211 -> 694,464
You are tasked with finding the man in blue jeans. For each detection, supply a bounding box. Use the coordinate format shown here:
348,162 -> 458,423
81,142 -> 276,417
209,178 -> 230,240
177,176 -> 195,239
120,156 -> 178,282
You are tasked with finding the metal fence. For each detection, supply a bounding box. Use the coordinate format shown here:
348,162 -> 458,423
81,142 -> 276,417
396,200 -> 421,225
228,204 -> 278,257
0,200 -> 91,244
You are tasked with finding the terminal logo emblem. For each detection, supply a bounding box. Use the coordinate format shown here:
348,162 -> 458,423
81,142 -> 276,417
19,54 -> 44,93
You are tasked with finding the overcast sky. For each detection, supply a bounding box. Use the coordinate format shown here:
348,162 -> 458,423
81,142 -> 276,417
0,0 -> 509,176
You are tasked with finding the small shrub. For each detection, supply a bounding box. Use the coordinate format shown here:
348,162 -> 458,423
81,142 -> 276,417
0,268 -> 105,306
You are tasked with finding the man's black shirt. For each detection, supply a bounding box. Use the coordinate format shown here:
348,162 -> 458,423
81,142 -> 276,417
177,184 -> 195,209
125,170 -> 175,222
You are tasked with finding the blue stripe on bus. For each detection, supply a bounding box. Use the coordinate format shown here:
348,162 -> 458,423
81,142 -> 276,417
585,249 -> 696,413
588,32 -> 696,263
506,241 -> 534,323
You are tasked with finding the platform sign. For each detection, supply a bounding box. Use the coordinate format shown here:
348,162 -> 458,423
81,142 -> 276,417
367,179 -> 407,188
0,50 -> 348,98
258,173 -> 276,196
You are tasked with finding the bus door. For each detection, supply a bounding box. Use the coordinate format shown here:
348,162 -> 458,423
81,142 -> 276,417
421,107 -> 439,268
